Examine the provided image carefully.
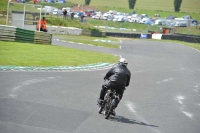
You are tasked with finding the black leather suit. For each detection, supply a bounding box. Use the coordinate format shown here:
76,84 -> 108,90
99,63 -> 131,102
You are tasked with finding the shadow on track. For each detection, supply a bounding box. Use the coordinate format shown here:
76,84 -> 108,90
109,115 -> 159,127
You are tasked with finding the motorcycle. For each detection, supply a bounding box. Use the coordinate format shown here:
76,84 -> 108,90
98,88 -> 120,119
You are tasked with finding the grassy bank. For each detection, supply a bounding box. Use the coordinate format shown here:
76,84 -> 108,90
68,0 -> 200,14
0,41 -> 118,66
55,34 -> 119,48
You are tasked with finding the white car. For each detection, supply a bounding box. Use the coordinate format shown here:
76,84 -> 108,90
116,16 -> 126,22
139,18 -> 151,24
107,15 -> 114,21
174,21 -> 187,27
132,17 -> 141,23
93,14 -> 102,19
52,9 -> 63,15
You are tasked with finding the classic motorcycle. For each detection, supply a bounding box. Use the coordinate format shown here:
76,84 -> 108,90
98,88 -> 120,119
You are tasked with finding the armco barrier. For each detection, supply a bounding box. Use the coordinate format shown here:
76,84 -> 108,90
47,26 -> 82,36
106,31 -> 200,43
105,32 -> 151,38
162,34 -> 200,43
0,25 -> 16,41
34,31 -> 52,44
0,25 -> 52,44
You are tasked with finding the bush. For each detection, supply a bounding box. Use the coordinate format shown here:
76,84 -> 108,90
46,16 -> 100,32
85,0 -> 91,5
174,0 -> 182,12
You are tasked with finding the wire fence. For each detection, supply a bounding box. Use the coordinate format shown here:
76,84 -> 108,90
6,2 -> 42,31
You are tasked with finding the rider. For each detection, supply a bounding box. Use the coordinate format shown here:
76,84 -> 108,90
97,58 -> 131,115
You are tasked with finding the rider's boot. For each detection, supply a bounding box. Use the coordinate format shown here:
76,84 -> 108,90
111,99 -> 120,116
111,108 -> 116,116
97,98 -> 103,106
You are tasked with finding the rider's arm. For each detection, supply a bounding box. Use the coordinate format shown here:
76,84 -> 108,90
126,72 -> 131,87
104,67 -> 115,80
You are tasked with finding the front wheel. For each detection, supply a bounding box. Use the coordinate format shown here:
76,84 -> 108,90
104,107 -> 111,119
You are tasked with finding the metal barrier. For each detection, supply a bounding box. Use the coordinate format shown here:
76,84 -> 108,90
47,26 -> 82,35
162,34 -> 200,43
105,32 -> 148,38
0,25 -> 52,44
105,31 -> 200,43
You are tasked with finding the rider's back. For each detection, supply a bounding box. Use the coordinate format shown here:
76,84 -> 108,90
107,64 -> 131,88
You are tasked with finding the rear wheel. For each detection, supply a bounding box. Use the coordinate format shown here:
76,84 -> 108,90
104,98 -> 112,119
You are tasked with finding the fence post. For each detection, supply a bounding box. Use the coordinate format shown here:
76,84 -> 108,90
22,4 -> 26,29
6,2 -> 10,25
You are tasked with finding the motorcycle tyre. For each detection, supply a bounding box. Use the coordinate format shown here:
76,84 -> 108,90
104,99 -> 112,119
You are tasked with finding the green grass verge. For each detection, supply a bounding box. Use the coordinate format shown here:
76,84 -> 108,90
0,41 -> 118,66
131,38 -> 200,51
46,16 -> 95,30
55,34 -> 119,48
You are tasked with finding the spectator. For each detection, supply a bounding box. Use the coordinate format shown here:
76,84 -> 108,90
71,12 -> 74,20
40,17 -> 47,32
80,13 -> 84,22
34,0 -> 37,5
35,17 -> 40,31
196,23 -> 200,30
63,9 -> 67,20
8,0 -> 14,5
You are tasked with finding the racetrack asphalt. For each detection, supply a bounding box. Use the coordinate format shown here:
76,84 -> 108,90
0,37 -> 200,133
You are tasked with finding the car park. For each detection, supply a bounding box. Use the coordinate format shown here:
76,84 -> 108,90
36,5 -> 198,28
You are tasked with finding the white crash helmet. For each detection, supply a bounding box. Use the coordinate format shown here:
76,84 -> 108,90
118,58 -> 128,66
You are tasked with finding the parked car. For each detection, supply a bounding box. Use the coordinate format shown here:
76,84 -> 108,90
92,14 -> 102,19
52,9 -> 63,15
191,19 -> 198,25
132,17 -> 141,23
115,16 -> 126,22
143,19 -> 154,25
182,15 -> 192,19
155,19 -> 166,25
73,12 -> 86,18
139,18 -> 151,24
107,15 -> 114,21
174,21 -> 187,27
85,10 -> 94,17
166,15 -> 176,19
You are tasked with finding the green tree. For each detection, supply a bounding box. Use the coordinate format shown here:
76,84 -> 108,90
174,0 -> 182,12
85,0 -> 91,5
128,0 -> 137,9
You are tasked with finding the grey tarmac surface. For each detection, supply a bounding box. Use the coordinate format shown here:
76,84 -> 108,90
0,37 -> 200,133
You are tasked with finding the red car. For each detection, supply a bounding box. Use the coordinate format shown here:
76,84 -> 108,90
85,10 -> 94,17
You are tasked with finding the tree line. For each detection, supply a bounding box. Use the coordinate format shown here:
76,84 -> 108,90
84,0 -> 183,12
